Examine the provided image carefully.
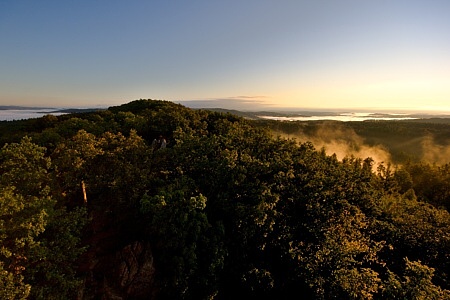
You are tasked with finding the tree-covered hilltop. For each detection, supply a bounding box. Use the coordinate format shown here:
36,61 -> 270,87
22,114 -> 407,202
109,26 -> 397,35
1,99 -> 450,299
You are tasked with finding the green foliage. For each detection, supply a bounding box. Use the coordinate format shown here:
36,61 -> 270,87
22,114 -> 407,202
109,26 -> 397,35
0,139 -> 53,298
376,194 -> 450,290
292,208 -> 384,299
0,188 -> 33,300
0,137 -> 51,197
0,263 -> 30,299
401,162 -> 450,210
1,100 -> 450,299
0,137 -> 87,299
141,178 -> 224,299
25,206 -> 87,299
384,258 -> 450,299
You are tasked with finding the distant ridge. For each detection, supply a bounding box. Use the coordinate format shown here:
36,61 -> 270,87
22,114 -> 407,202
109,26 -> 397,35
2,103 -> 450,123
198,107 -> 450,122
196,108 -> 263,119
196,108 -> 339,120
50,108 -> 106,114
0,106 -> 53,110
0,106 -> 107,121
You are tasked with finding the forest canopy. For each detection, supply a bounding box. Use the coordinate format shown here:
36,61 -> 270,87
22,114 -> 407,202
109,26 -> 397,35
0,99 -> 449,299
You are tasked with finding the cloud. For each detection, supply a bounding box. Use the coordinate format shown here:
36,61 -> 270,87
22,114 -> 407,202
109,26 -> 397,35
231,95 -> 270,100
175,96 -> 274,110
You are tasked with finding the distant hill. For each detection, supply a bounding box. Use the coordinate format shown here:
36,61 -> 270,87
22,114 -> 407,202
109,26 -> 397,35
197,108 -> 343,120
199,107 -> 450,122
0,105 -> 53,110
51,108 -> 106,114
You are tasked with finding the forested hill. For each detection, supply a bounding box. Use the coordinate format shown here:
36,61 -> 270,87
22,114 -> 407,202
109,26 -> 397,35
1,99 -> 449,299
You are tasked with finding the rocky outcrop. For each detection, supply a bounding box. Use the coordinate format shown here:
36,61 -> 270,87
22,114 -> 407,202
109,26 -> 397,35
101,241 -> 156,299
80,240 -> 156,300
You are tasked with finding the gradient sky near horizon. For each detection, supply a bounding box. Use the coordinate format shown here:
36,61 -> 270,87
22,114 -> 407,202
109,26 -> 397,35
1,1 -> 450,111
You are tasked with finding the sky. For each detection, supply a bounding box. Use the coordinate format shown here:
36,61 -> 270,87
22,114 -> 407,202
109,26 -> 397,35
1,0 -> 450,112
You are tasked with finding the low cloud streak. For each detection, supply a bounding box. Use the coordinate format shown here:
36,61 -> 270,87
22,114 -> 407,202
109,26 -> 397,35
176,96 -> 273,110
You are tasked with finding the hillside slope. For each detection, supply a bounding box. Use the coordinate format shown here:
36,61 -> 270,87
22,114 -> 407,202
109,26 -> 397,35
0,99 -> 449,299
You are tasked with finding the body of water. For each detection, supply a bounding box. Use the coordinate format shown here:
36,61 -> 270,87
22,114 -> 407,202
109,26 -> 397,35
259,112 -> 419,122
1,109 -> 447,122
0,109 -> 67,121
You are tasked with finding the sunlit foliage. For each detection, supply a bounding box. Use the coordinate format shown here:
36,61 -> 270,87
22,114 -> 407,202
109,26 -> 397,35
0,99 -> 449,299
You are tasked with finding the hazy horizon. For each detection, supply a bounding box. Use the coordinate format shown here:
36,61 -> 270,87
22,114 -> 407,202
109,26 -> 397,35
3,99 -> 450,117
3,98 -> 450,115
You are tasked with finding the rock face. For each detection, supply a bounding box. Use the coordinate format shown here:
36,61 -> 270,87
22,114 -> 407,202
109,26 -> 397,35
80,241 -> 156,300
77,209 -> 157,299
104,241 -> 156,299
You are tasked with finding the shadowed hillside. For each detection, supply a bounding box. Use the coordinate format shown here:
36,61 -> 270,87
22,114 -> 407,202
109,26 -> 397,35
1,99 -> 449,299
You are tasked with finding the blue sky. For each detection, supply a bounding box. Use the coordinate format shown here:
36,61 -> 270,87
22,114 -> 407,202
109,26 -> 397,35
1,0 -> 450,111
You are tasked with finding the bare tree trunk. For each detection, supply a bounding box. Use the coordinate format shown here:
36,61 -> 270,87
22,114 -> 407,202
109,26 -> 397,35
81,180 -> 87,204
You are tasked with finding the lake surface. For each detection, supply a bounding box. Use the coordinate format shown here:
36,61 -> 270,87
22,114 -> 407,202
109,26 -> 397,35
0,109 -> 67,121
258,112 -> 419,122
1,108 -> 447,122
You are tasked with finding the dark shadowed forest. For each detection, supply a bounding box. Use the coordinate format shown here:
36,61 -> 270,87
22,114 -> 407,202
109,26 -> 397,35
1,99 -> 450,299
